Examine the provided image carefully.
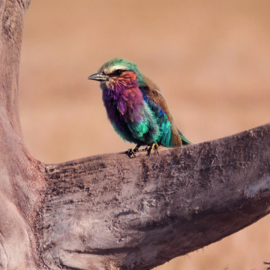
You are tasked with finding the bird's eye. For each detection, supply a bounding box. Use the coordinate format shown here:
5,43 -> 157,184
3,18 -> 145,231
111,70 -> 125,76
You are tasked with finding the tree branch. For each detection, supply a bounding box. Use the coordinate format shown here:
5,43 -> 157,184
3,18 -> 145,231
1,0 -> 270,269
38,123 -> 270,270
0,1 -> 46,269
0,0 -> 30,135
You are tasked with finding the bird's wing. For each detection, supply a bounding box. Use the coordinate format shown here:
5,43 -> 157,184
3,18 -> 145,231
140,76 -> 191,146
141,74 -> 162,93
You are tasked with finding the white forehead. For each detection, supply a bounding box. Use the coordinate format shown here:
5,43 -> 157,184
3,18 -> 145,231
103,64 -> 127,74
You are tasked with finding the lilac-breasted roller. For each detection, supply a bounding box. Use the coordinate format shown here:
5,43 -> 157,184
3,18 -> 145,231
88,58 -> 191,157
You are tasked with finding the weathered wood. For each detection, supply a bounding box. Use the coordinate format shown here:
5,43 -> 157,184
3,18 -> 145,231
0,0 -> 30,135
0,1 -> 45,269
38,124 -> 270,270
1,0 -> 270,269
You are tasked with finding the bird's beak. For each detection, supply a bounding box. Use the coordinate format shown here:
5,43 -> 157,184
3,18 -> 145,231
88,73 -> 109,82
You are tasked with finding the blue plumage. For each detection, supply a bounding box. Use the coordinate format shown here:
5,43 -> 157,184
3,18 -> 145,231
140,89 -> 174,147
88,58 -> 191,157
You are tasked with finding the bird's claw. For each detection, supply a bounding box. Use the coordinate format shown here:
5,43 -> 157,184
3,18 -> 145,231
126,144 -> 158,158
147,143 -> 159,156
126,147 -> 139,158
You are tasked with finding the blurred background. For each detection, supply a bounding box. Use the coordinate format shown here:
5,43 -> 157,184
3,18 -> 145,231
20,0 -> 270,269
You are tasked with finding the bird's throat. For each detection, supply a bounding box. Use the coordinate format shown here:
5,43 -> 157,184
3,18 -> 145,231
102,83 -> 145,123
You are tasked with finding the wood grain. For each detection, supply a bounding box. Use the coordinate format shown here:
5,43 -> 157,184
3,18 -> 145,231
1,0 -> 270,269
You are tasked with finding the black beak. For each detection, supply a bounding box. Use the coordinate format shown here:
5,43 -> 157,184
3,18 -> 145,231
88,73 -> 108,82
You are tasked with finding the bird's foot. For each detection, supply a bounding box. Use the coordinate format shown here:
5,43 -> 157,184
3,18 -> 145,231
126,148 -> 137,158
147,143 -> 159,156
126,144 -> 141,158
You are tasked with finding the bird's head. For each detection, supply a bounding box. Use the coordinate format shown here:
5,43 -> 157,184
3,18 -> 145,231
88,58 -> 145,91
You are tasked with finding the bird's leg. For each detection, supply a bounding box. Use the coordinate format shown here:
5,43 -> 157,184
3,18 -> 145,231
133,144 -> 141,153
147,143 -> 159,156
126,144 -> 141,158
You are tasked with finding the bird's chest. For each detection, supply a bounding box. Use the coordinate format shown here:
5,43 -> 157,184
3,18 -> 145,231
102,89 -> 144,124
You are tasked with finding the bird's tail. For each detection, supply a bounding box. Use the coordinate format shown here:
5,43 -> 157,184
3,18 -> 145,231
178,129 -> 192,145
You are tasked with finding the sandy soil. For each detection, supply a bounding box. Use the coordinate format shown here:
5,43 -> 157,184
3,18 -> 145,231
20,1 -> 270,269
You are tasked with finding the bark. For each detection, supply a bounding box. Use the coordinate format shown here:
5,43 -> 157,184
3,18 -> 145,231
0,0 -> 45,269
1,1 -> 270,270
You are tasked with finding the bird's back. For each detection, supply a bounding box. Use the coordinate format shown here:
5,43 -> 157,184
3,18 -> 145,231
88,57 -> 191,149
139,75 -> 191,147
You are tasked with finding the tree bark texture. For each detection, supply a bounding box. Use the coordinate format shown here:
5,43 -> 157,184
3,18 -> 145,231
1,1 -> 270,270
39,124 -> 270,270
0,0 -> 45,269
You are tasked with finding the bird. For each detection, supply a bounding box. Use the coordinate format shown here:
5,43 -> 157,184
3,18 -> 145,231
88,58 -> 191,157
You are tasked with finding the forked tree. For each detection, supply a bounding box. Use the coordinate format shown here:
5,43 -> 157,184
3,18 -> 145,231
1,1 -> 270,269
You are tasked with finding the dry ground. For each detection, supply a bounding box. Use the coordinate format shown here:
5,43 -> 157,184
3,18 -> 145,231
20,1 -> 270,269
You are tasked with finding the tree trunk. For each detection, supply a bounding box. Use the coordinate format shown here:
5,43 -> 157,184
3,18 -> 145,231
0,0 -> 45,269
1,1 -> 270,270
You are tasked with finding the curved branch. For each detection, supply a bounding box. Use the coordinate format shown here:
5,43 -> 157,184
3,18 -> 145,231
38,123 -> 270,270
1,1 -> 270,269
0,1 -> 46,269
0,0 -> 30,136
